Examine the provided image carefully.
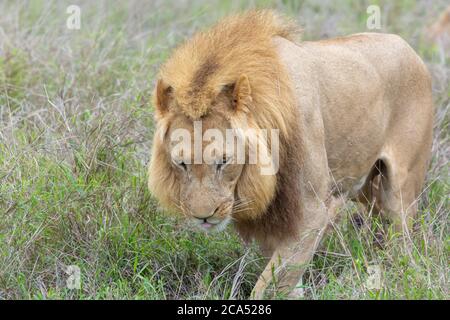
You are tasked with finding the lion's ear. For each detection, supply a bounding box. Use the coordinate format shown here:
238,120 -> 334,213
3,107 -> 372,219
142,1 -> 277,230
153,79 -> 173,119
224,74 -> 252,112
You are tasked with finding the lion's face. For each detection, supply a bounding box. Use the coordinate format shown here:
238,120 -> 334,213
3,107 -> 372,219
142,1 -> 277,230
149,74 -> 280,231
164,111 -> 245,232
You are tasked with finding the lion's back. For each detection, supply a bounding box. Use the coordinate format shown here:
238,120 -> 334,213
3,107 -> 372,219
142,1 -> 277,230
313,33 -> 429,90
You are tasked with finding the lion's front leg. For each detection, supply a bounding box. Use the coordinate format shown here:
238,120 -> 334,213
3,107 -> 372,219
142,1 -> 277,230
251,197 -> 342,299
250,98 -> 337,299
251,228 -> 326,299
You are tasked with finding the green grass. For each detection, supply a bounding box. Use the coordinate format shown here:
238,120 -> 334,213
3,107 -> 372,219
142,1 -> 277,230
0,0 -> 448,299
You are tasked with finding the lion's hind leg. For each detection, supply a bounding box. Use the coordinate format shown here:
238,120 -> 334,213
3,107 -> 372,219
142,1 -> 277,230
354,160 -> 384,216
352,155 -> 425,235
349,161 -> 386,234
375,152 -> 429,234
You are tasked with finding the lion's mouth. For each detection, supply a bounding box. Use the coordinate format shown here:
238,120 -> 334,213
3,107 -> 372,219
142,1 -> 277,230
200,221 -> 215,229
194,216 -> 231,232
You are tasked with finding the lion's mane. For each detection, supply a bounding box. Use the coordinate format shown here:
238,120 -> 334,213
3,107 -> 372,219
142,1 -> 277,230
148,10 -> 305,243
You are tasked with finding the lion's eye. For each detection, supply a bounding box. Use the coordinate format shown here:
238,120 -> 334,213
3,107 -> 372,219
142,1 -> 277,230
173,159 -> 187,171
216,156 -> 231,172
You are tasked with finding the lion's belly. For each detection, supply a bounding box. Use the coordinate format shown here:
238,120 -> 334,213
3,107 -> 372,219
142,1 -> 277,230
329,174 -> 369,199
322,99 -> 386,196
324,130 -> 381,198
320,84 -> 388,197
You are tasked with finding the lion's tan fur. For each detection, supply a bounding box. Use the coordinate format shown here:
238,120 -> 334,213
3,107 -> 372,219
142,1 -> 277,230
148,10 -> 434,298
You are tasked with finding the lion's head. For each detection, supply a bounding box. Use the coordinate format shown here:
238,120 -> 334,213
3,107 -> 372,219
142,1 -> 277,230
148,10 -> 301,232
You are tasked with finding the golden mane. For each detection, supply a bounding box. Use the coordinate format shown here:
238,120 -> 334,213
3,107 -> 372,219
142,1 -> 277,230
158,9 -> 301,127
149,10 -> 304,233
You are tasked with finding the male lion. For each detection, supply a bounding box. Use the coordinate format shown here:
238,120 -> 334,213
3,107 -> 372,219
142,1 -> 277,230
148,10 -> 433,298
427,5 -> 450,50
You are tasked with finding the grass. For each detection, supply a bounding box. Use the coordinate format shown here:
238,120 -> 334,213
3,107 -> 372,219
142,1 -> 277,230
0,0 -> 448,300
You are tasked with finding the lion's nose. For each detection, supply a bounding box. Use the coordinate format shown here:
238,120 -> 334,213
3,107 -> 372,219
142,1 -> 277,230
192,206 -> 220,220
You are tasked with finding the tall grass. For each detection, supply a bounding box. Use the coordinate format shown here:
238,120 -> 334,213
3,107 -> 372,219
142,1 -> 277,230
0,0 -> 448,299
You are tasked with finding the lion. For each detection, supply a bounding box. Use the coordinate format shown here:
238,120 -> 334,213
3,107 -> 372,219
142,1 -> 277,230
427,5 -> 450,50
148,10 -> 434,299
